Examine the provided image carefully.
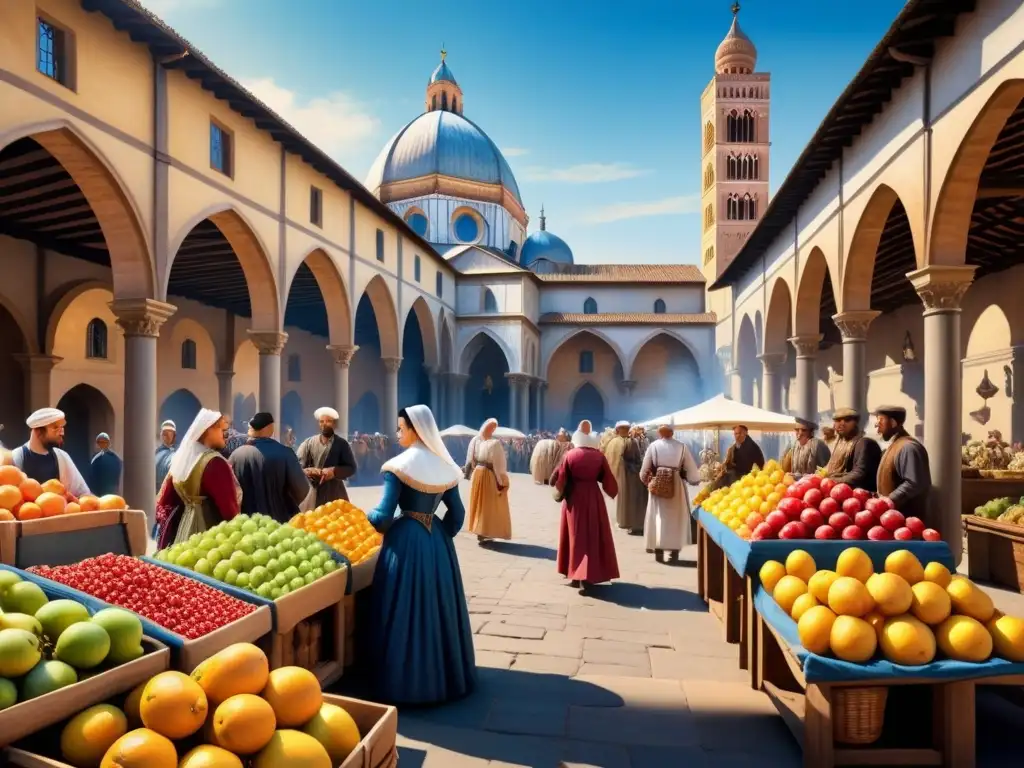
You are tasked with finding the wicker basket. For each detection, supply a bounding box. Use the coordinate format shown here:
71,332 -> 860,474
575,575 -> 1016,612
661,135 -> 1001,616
832,686 -> 888,745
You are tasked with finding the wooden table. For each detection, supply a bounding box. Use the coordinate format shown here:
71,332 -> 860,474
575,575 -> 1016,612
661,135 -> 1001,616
963,514 -> 1024,593
696,521 -> 749,672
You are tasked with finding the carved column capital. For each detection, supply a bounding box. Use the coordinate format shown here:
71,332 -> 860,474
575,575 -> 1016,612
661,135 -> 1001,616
215,369 -> 234,381
109,299 -> 176,338
247,330 -> 288,356
832,310 -> 881,341
757,352 -> 786,372
326,345 -> 358,368
618,379 -> 638,396
381,356 -> 403,374
788,334 -> 823,358
908,265 -> 977,313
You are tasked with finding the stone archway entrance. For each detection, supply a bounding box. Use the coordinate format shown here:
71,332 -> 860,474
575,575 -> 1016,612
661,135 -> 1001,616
570,383 -> 605,430
57,384 -> 115,479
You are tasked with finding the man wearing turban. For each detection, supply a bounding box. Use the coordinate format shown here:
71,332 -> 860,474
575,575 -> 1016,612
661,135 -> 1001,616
296,407 -> 358,508
10,408 -> 90,498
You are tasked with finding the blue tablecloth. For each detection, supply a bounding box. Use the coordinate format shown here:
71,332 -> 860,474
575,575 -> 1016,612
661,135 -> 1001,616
694,506 -> 955,577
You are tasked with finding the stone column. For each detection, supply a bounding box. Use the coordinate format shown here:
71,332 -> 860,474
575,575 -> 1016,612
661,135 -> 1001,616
832,310 -> 881,418
14,354 -> 63,414
518,377 -> 530,432
909,265 -> 976,564
110,298 -> 176,531
435,375 -> 447,426
427,367 -> 441,417
536,382 -> 546,431
506,374 -> 519,429
382,357 -> 402,428
788,335 -> 822,423
248,331 -> 288,425
327,345 -> 357,438
215,370 -> 234,416
758,353 -> 785,414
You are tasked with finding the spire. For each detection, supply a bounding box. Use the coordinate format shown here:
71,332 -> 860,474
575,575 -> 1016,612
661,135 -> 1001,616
440,44 -> 446,62
427,47 -> 462,114
732,1 -> 740,15
539,205 -> 546,231
715,1 -> 757,74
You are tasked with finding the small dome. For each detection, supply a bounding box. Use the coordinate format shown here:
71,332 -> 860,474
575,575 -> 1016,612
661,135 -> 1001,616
715,14 -> 757,74
521,229 -> 574,268
430,60 -> 457,85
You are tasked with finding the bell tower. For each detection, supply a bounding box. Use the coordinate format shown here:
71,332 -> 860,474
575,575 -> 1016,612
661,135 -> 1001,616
425,47 -> 464,116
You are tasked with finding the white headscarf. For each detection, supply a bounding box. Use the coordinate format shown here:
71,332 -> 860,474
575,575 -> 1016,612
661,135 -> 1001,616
478,418 -> 498,439
571,420 -> 600,449
168,408 -> 223,482
382,405 -> 462,492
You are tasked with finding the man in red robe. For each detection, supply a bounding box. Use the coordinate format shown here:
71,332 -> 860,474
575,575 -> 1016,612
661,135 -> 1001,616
551,420 -> 620,594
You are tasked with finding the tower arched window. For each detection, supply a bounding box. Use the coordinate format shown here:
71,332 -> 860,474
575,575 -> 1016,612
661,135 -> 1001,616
452,97 -> 458,113
431,94 -> 437,111
86,318 -> 107,360
703,122 -> 715,153
583,297 -> 597,315
744,194 -> 757,220
180,338 -> 197,369
703,245 -> 715,265
483,288 -> 498,313
441,91 -> 448,111
727,110 -> 738,142
727,194 -> 738,220
654,298 -> 666,314
703,204 -> 714,231
727,154 -> 737,180
703,163 -> 714,191
742,110 -> 755,142
287,353 -> 301,382
579,350 -> 594,374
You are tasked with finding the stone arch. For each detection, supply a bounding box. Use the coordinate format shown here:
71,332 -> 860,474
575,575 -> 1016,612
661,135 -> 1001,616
542,328 -> 626,380
45,279 -> 110,355
56,383 -> 116,473
764,277 -> 793,357
794,246 -> 838,337
625,329 -> 703,381
439,315 -> 455,372
629,332 -> 704,415
164,316 -> 217,374
965,304 -> 1012,358
284,247 -> 352,346
569,382 -> 606,430
159,388 -> 202,439
931,79 -> 1024,267
167,206 -> 280,331
459,328 -> 514,375
736,312 -> 760,406
461,331 -> 512,427
0,122 -> 154,300
359,274 -> 400,359
0,301 -> 30,446
843,184 -> 921,311
404,297 -> 439,369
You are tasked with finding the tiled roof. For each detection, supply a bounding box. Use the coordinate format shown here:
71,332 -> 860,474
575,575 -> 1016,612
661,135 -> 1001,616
539,312 -> 716,325
533,264 -> 704,283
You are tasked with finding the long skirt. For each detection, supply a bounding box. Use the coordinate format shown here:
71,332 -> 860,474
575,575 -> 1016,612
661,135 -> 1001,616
368,516 -> 476,705
467,466 -> 512,539
644,475 -> 692,551
557,482 -> 620,584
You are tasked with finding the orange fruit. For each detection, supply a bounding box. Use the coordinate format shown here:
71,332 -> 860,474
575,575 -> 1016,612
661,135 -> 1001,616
16,502 -> 42,521
36,491 -> 67,517
99,728 -> 176,768
41,478 -> 66,496
139,671 -> 208,740
0,466 -> 25,487
65,502 -> 82,514
0,510 -> 14,522
18,478 -> 42,502
79,495 -> 101,512
98,494 -> 127,511
0,485 -> 21,511
191,643 -> 269,704
210,694 -> 276,754
261,667 -> 322,727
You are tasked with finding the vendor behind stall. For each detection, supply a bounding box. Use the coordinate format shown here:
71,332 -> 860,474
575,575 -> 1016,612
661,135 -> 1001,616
874,405 -> 932,523
781,418 -> 831,476
718,425 -> 765,488
11,408 -> 91,498
824,407 -> 881,492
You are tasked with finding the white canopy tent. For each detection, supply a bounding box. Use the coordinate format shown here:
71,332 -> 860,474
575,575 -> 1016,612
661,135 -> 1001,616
640,394 -> 798,432
439,425 -> 476,438
494,426 -> 527,439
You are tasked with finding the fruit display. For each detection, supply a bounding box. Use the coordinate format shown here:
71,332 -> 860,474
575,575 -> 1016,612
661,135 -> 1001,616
0,569 -> 146,710
290,501 -> 382,566
759,546 -> 1024,666
29,555 -> 257,639
703,461 -> 939,542
154,513 -> 341,599
962,430 -> 1014,470
973,495 -> 1024,525
0,466 -> 127,520
46,643 -> 363,768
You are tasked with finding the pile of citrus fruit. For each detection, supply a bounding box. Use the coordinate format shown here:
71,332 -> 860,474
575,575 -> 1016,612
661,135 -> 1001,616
54,643 -> 361,767
0,465 -> 127,520
760,547 -> 1024,665
291,500 -> 382,566
702,459 -> 792,539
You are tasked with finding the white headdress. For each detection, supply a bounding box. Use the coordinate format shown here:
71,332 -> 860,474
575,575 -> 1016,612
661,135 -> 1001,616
168,408 -> 223,482
160,420 -> 176,432
314,407 -> 340,421
615,420 -> 630,429
382,405 -> 462,492
27,408 -> 65,429
571,419 -> 600,449
478,418 -> 498,438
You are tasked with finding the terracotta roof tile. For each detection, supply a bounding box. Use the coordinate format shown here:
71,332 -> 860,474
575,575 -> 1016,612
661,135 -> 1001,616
533,264 -> 704,283
539,312 -> 716,325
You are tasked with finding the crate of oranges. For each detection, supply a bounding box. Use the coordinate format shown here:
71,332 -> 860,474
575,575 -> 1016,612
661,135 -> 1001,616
290,501 -> 382,593
0,465 -> 147,567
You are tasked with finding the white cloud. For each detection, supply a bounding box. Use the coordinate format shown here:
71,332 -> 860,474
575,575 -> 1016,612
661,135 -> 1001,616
501,147 -> 530,157
240,78 -> 380,159
582,195 -> 701,224
520,163 -> 650,184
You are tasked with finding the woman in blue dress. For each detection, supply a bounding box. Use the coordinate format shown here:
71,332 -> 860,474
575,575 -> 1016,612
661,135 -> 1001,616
366,404 -> 476,705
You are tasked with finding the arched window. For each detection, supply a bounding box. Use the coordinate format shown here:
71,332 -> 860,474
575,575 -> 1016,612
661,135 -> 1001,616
703,245 -> 715,265
727,194 -> 738,220
180,338 -> 197,369
414,254 -> 421,282
583,297 -> 598,315
579,350 -> 594,374
703,121 -> 715,153
742,110 -> 755,142
727,110 -> 738,142
752,154 -> 759,180
431,94 -> 437,111
703,204 -> 714,231
654,298 -> 666,314
441,91 -> 448,110
405,210 -> 428,238
86,318 -> 107,360
726,154 -> 737,180
287,353 -> 301,382
452,97 -> 458,113
483,288 -> 498,313
744,194 -> 757,219
435,271 -> 443,298
703,163 -> 714,191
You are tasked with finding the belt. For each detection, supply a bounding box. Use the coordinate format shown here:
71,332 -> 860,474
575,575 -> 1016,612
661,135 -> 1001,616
405,510 -> 433,532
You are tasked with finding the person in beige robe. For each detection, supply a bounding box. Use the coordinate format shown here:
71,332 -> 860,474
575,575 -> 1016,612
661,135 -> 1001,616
605,421 -> 648,533
529,429 -> 570,484
640,425 -> 701,563
466,418 -> 512,543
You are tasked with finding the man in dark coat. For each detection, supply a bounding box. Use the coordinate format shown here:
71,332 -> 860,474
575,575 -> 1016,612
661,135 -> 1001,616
719,425 -> 765,487
874,405 -> 931,522
89,432 -> 122,497
825,407 -> 882,492
296,406 -> 358,506
229,412 -> 310,523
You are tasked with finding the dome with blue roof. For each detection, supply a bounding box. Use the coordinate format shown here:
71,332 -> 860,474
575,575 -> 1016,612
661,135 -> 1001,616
430,59 -> 457,84
521,207 -> 574,268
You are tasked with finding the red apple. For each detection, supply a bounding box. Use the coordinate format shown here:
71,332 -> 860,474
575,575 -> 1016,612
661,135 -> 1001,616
842,497 -> 863,516
803,488 -> 824,509
842,524 -> 864,540
752,522 -> 776,540
805,475 -> 822,489
894,527 -> 914,541
865,497 -> 888,517
800,508 -> 824,529
852,488 -> 871,505
820,478 -> 836,496
854,510 -> 876,529
880,509 -> 906,532
830,483 -> 854,503
765,510 -> 789,532
815,524 -> 838,539
904,516 -> 926,536
876,496 -> 895,511
868,525 -> 893,541
829,512 -> 852,532
818,497 -> 839,517
780,521 -> 809,540
922,528 -> 941,542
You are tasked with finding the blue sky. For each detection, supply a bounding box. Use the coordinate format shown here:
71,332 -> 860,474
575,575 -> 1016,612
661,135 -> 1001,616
144,0 -> 906,265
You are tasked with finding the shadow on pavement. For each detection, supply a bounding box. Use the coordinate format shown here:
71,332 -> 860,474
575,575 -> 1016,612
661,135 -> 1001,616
584,582 -> 706,611
480,540 -> 557,560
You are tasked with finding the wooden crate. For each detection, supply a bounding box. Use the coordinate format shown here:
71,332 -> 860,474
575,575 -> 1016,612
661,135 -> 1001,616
964,514 -> 1024,592
0,510 -> 147,568
696,521 -> 745,655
